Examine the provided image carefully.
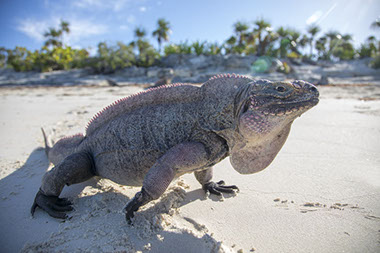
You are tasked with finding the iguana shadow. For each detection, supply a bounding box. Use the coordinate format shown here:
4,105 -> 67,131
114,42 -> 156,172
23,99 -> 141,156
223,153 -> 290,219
0,147 -> 227,252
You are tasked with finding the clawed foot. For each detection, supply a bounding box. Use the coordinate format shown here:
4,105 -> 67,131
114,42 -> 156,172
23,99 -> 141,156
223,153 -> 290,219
123,189 -> 153,224
31,189 -> 73,219
203,180 -> 239,196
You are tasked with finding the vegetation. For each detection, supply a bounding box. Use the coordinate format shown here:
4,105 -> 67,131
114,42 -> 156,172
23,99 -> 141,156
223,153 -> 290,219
5,46 -> 88,72
152,18 -> 171,53
2,17 -> 380,72
307,25 -> 321,58
44,20 -> 70,48
89,42 -> 135,74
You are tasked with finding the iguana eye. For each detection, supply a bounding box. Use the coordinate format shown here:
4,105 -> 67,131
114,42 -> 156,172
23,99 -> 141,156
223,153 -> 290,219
275,86 -> 286,92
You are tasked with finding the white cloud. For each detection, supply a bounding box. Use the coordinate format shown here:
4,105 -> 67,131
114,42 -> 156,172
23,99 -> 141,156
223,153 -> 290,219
17,19 -> 51,42
127,15 -> 136,24
17,17 -> 107,45
139,6 -> 146,12
120,25 -> 129,30
73,0 -> 103,8
66,19 -> 107,44
73,0 -> 130,12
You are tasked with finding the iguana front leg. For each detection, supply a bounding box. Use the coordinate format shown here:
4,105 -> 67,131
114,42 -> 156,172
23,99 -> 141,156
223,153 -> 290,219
194,167 -> 239,195
123,142 -> 209,223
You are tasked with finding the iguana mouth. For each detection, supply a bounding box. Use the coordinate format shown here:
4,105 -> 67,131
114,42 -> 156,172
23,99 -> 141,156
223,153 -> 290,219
278,97 -> 319,108
252,97 -> 319,116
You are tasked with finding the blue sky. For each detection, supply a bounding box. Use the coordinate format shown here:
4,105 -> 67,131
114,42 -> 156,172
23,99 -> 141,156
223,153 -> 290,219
0,0 -> 379,53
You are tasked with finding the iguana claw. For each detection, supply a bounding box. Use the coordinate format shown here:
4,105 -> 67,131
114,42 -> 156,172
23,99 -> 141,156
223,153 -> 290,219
31,189 -> 73,219
203,180 -> 239,196
123,189 -> 153,224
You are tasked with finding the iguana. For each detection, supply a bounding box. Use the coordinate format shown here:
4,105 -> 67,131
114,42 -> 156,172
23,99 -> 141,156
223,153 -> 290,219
31,74 -> 319,222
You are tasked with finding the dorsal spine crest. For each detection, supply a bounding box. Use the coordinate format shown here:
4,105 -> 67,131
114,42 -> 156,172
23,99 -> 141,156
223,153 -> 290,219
85,83 -> 188,135
209,73 -> 250,81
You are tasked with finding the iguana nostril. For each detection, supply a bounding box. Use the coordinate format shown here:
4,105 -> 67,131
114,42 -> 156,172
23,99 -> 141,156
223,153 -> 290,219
310,86 -> 317,92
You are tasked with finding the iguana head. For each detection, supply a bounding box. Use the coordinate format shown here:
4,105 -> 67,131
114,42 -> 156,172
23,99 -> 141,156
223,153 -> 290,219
230,79 -> 319,174
236,79 -> 319,139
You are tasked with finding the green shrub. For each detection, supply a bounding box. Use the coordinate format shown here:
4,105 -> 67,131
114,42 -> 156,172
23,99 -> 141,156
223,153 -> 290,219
163,44 -> 180,56
6,47 -> 34,71
135,40 -> 160,67
5,46 -> 89,72
191,41 -> 206,55
370,55 -> 380,69
164,41 -> 192,56
0,47 -> 6,68
332,42 -> 355,60
206,42 -> 222,55
89,42 -> 135,73
177,41 -> 192,54
357,44 -> 373,58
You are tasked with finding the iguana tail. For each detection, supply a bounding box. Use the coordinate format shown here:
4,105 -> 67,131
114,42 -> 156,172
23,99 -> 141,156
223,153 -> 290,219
41,128 -> 51,157
41,128 -> 85,165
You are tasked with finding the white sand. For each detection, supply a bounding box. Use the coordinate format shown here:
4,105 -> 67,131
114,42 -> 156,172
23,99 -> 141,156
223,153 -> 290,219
0,85 -> 379,253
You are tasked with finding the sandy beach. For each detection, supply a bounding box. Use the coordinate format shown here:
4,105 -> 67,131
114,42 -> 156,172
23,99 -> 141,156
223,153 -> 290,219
0,83 -> 379,252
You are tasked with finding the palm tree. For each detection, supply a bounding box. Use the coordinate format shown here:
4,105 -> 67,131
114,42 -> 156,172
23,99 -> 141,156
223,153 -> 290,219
133,27 -> 147,54
288,29 -> 302,55
233,21 -> 249,47
371,18 -> 380,29
332,33 -> 355,60
276,27 -> 291,57
252,18 -> 275,56
325,30 -> 340,59
363,35 -> 378,57
224,36 -> 237,54
43,19 -> 70,48
44,28 -> 62,48
315,36 -> 327,59
298,34 -> 309,52
306,25 -> 321,58
152,18 -> 171,53
59,20 -> 70,45
134,27 -> 147,40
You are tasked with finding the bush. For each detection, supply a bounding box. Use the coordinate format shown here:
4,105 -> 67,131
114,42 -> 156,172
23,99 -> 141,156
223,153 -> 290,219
191,41 -> 207,55
6,47 -> 34,71
89,42 -> 135,73
0,47 -> 6,68
369,55 -> 380,69
164,41 -> 222,56
134,40 -> 160,67
5,46 -> 89,72
164,41 -> 192,56
332,42 -> 355,60
164,44 -> 180,55
205,42 -> 222,55
357,44 -> 374,58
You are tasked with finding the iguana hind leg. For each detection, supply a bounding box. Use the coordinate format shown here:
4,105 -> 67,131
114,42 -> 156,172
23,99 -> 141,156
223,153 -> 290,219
194,167 -> 239,196
31,151 -> 95,219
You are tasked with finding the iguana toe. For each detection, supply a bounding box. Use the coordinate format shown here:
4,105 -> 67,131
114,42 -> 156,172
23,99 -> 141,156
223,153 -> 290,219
31,189 -> 73,219
123,189 -> 153,224
203,180 -> 239,196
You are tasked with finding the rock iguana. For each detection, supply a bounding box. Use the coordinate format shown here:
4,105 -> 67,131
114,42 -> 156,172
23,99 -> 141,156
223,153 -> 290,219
31,74 -> 319,222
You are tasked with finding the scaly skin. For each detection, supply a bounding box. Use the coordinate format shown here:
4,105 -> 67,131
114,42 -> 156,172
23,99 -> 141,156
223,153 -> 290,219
31,74 -> 319,222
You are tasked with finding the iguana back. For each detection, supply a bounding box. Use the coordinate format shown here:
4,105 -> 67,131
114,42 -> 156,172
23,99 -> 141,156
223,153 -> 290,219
85,84 -> 202,136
